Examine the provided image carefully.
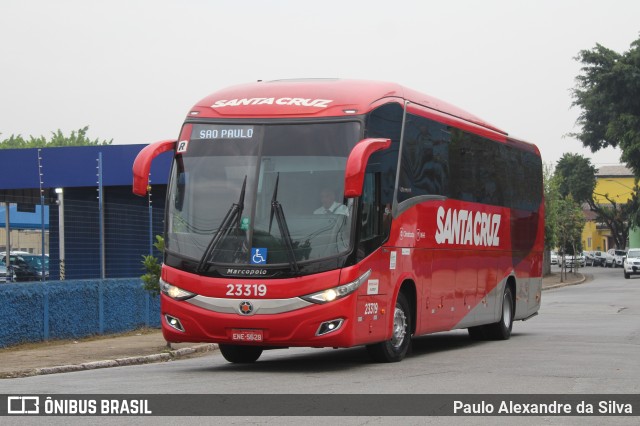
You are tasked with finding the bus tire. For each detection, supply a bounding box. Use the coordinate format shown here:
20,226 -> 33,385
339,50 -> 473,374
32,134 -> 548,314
366,292 -> 411,363
218,344 -> 263,363
484,285 -> 514,340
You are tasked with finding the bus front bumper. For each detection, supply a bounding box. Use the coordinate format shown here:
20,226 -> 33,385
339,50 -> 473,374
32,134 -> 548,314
160,293 -> 360,348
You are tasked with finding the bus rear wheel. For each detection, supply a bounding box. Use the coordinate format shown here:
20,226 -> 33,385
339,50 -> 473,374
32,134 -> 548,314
485,285 -> 514,340
468,285 -> 514,341
366,292 -> 412,363
218,344 -> 263,363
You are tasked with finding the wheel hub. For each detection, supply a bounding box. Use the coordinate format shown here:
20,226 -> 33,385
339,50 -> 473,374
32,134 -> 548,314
391,306 -> 407,349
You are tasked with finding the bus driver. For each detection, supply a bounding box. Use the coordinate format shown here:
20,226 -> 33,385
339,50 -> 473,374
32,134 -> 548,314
313,188 -> 349,216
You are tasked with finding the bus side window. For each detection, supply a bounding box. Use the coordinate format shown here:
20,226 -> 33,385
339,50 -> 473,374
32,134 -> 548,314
358,172 -> 385,260
174,171 -> 186,210
361,173 -> 378,240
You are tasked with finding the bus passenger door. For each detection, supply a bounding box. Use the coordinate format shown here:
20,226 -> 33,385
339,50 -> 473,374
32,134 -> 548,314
355,171 -> 390,343
356,170 -> 389,261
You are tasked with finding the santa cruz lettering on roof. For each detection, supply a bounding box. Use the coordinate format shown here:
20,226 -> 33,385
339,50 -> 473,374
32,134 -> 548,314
211,98 -> 333,108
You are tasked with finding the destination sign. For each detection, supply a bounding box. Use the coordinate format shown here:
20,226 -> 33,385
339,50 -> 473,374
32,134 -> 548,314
192,124 -> 255,140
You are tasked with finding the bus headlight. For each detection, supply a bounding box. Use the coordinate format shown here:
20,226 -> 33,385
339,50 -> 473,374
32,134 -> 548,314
301,270 -> 371,304
160,278 -> 196,301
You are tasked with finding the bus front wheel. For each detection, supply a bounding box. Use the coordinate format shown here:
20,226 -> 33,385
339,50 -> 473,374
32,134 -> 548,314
218,344 -> 263,363
366,292 -> 412,363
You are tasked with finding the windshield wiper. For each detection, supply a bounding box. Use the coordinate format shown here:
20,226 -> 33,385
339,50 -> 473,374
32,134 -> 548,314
269,173 -> 300,274
197,175 -> 247,273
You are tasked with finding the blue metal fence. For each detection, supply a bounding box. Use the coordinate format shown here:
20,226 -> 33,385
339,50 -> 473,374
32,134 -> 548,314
0,279 -> 161,348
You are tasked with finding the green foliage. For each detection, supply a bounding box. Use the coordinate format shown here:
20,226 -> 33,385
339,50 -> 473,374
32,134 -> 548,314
546,162 -> 585,254
544,162 -> 560,251
556,194 -> 586,258
554,153 -> 596,204
571,36 -> 640,177
141,235 -> 165,296
0,126 -> 112,149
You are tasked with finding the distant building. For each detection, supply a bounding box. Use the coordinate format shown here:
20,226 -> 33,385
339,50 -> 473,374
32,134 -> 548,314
582,165 -> 639,250
0,204 -> 49,254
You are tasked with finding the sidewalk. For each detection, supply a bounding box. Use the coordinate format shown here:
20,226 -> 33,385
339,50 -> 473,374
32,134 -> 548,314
541,270 -> 587,290
0,272 -> 585,379
0,329 -> 216,379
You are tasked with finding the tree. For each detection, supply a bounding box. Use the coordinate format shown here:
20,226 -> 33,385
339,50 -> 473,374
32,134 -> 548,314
543,163 -> 560,276
141,235 -> 164,296
0,126 -> 112,149
555,195 -> 586,281
554,153 -> 596,204
556,153 -> 640,249
571,36 -> 640,177
544,163 -> 559,248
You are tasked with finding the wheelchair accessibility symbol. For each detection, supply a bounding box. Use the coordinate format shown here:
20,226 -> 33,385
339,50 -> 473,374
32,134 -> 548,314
251,248 -> 267,265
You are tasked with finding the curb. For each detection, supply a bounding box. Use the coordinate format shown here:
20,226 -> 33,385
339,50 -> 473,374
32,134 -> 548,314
542,273 -> 587,291
1,343 -> 217,379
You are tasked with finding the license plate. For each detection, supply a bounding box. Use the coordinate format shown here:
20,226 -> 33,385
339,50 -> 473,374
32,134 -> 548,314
231,329 -> 263,342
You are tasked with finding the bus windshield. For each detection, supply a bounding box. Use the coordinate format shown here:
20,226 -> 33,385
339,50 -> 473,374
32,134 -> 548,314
166,121 -> 361,271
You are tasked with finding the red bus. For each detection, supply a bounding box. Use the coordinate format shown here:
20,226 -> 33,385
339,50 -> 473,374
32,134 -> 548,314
133,79 -> 544,363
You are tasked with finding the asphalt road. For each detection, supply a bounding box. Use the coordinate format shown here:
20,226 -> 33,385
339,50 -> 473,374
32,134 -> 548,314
2,265 -> 638,425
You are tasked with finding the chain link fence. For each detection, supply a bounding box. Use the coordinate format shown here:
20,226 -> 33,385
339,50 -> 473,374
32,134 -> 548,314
2,187 -> 166,282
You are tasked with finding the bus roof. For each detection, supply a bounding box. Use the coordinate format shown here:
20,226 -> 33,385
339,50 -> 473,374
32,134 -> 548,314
189,79 -> 507,135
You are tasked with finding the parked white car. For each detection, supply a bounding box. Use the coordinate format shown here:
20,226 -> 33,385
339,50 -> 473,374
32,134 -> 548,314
614,249 -> 627,267
583,251 -> 596,266
0,261 -> 7,283
607,249 -> 627,267
550,251 -> 559,265
623,248 -> 640,279
603,249 -> 615,267
563,253 -> 586,268
0,258 -> 17,283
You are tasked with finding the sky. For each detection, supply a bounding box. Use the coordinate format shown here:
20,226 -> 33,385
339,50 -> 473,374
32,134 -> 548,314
1,0 -> 639,169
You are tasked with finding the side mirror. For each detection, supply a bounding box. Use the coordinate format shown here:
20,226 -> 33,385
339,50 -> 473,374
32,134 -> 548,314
132,140 -> 177,196
343,138 -> 391,198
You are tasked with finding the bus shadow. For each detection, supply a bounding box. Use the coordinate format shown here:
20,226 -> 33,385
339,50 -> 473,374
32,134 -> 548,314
410,330 -> 530,357
189,331 -> 526,374
410,331 -> 480,356
198,346 -> 374,374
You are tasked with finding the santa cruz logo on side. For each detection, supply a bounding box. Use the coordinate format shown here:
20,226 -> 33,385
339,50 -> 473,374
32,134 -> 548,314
435,206 -> 501,247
